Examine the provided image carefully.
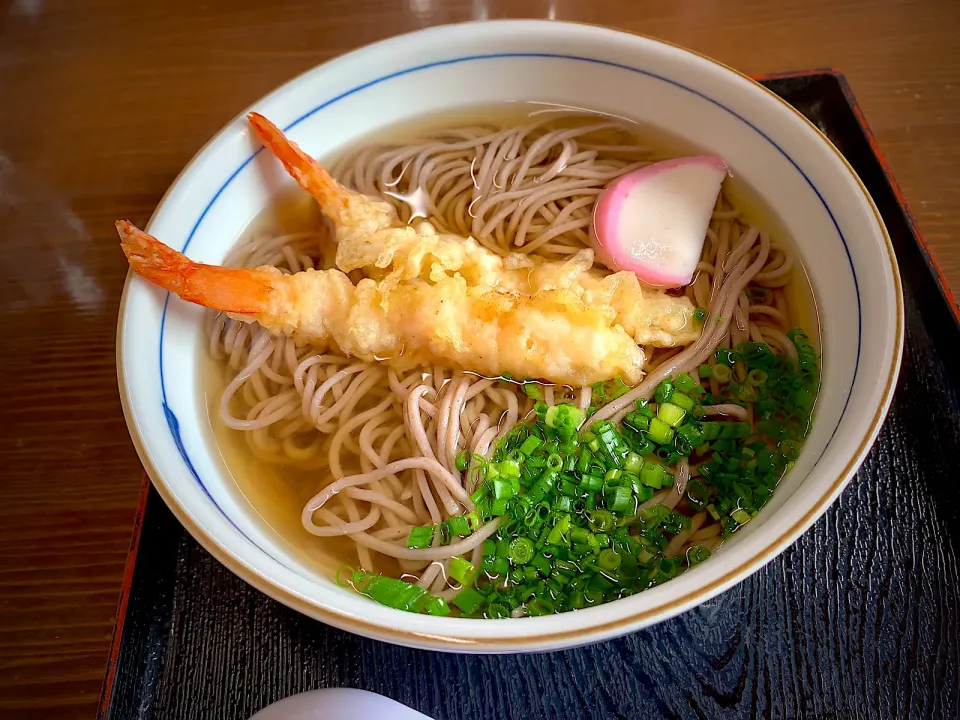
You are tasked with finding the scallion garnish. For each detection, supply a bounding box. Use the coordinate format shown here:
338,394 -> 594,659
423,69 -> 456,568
647,417 -> 675,445
452,586 -> 486,614
711,364 -> 732,383
407,525 -> 435,549
346,332 -> 819,618
657,402 -> 686,428
449,557 -> 475,586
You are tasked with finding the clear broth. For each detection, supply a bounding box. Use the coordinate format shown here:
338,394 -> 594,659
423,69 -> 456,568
200,103 -> 821,576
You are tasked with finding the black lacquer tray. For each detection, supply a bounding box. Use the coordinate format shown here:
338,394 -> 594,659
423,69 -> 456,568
99,71 -> 960,720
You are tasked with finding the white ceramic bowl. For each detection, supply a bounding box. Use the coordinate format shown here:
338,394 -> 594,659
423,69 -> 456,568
117,20 -> 903,652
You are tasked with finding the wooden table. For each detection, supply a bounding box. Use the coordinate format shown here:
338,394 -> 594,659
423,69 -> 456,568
0,0 -> 957,716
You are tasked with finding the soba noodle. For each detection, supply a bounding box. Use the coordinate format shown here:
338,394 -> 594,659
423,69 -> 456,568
206,111 -> 810,603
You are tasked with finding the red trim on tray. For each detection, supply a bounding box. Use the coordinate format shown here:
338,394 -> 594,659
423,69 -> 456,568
98,476 -> 152,720
833,73 -> 960,324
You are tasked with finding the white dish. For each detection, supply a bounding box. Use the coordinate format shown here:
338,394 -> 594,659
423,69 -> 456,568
249,688 -> 431,720
117,20 -> 903,652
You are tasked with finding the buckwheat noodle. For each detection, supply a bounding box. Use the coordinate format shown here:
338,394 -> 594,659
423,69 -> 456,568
206,114 -> 799,592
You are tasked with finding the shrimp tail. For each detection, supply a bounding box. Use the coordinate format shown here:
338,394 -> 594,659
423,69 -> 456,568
247,112 -> 355,224
117,220 -> 275,316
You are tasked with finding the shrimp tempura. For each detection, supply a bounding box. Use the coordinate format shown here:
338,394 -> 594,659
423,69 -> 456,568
118,221 -> 647,385
118,114 -> 702,386
247,113 -> 700,349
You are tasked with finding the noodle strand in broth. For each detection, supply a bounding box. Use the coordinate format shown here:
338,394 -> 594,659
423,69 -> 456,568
206,110 -> 816,611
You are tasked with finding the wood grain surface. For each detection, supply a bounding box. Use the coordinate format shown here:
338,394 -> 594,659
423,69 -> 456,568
0,1 -> 958,717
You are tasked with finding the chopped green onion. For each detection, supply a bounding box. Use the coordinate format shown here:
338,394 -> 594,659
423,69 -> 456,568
647,417 -> 675,445
676,423 -> 705,449
531,553 -> 552,577
569,527 -> 593,546
640,461 -> 668,489
670,392 -> 695,412
486,602 -> 510,619
546,514 -> 572,547
482,556 -> 505,577
624,451 -> 643,474
580,474 -> 603,492
492,479 -> 515,501
523,383 -> 543,400
686,545 -> 712,566
715,348 -> 737,366
624,412 -> 650,433
557,480 -> 576,497
498,459 -> 521,478
712,364 -> 732,383
426,597 -> 451,616
475,497 -> 492,521
519,435 -> 543,456
509,537 -> 536,564
632,438 -> 655,457
700,422 -> 751,440
694,307 -> 707,322
360,575 -> 431,612
554,496 -> 574,513
657,402 -> 686,428
370,331 -> 823,617
449,557 -> 475,586
606,486 -> 633,513
545,404 -> 585,430
407,525 -> 435,549
576,447 -> 592,474
470,484 -> 489,504
587,509 -> 616,533
633,484 -> 654,503
654,380 -> 674,405
607,377 -> 632,400
528,597 -> 555,616
452,586 -> 486,614
597,548 -> 622,571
